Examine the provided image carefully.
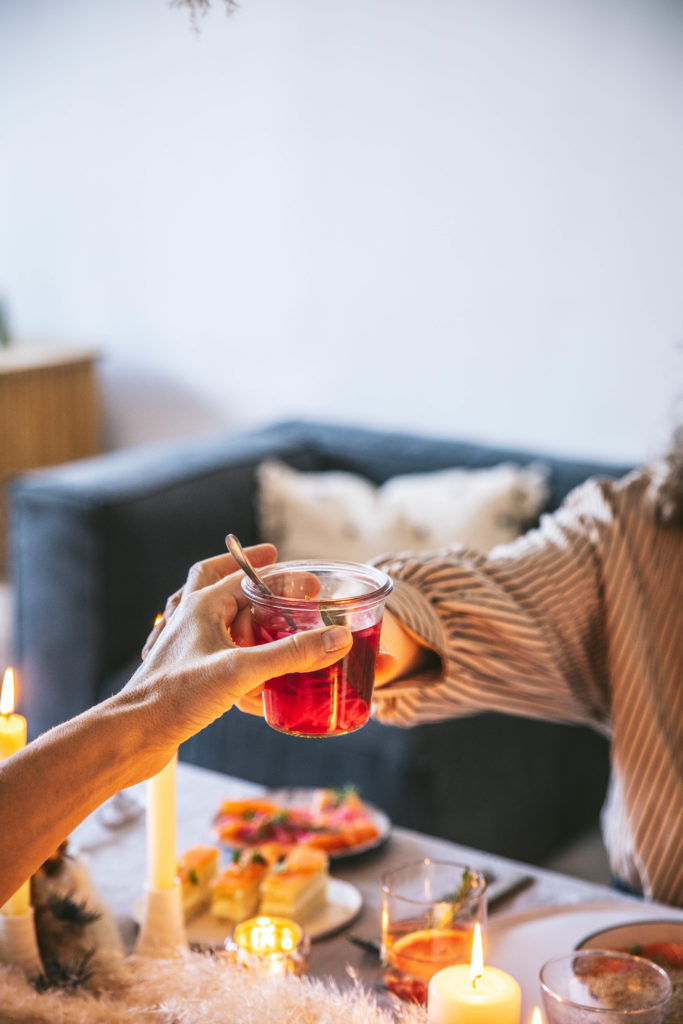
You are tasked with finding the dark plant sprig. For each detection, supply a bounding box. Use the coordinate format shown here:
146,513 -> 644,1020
441,868 -> 474,908
47,892 -> 101,929
33,950 -> 96,992
171,0 -> 238,26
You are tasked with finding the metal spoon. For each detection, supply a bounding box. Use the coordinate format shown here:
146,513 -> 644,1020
225,534 -> 298,629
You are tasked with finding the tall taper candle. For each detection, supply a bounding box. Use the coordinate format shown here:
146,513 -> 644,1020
0,668 -> 31,916
147,752 -> 178,890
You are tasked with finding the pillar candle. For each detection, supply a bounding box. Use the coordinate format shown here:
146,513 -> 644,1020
146,752 -> 178,891
0,668 -> 31,915
428,924 -> 521,1024
428,964 -> 521,1024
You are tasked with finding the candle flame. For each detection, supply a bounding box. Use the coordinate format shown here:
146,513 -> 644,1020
469,922 -> 484,986
154,613 -> 164,627
1,667 -> 15,715
531,1008 -> 544,1024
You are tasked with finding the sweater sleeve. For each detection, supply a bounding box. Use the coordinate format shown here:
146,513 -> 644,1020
372,477 -> 618,735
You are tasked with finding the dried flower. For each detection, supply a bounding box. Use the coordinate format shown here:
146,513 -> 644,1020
172,0 -> 238,22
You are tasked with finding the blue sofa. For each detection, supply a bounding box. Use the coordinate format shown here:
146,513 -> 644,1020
9,420 -> 633,864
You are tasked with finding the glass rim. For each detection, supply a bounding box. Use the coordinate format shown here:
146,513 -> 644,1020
380,858 -> 487,903
241,559 -> 393,609
540,948 -> 672,1015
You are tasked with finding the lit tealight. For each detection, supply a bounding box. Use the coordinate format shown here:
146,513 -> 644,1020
230,916 -> 310,975
530,1009 -> 543,1024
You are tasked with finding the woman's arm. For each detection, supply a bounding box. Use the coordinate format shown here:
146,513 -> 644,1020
371,477 -> 621,730
0,546 -> 352,907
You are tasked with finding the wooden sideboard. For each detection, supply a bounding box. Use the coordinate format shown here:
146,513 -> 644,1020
0,344 -> 101,576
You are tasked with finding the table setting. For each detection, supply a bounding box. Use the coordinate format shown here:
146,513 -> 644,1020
1,549 -> 682,1022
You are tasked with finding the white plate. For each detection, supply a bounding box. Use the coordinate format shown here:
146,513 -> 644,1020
487,901 -> 683,1022
184,878 -> 362,946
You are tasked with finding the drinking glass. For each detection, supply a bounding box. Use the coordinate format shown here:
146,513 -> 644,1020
242,559 -> 392,737
540,950 -> 672,1024
380,859 -> 487,1004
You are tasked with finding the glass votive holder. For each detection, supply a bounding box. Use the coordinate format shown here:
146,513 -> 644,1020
227,915 -> 310,976
540,949 -> 672,1024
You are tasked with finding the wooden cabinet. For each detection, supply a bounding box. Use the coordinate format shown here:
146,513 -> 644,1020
0,345 -> 101,575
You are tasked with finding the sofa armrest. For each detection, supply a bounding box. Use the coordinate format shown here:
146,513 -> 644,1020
9,423 -> 312,737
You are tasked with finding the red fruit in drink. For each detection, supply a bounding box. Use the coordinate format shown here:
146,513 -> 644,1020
253,620 -> 381,737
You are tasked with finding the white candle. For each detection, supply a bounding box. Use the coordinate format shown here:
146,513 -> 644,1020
0,668 -> 31,916
428,924 -> 521,1024
146,752 -> 178,891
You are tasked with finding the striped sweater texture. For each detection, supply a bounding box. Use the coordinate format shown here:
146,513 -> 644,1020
372,466 -> 683,906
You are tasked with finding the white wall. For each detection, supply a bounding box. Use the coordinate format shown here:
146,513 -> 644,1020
1,0 -> 681,463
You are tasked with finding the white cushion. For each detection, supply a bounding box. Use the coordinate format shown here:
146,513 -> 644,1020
257,458 -> 549,562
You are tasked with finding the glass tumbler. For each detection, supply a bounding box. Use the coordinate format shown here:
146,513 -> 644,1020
381,858 -> 488,1004
540,949 -> 672,1024
242,559 -> 392,737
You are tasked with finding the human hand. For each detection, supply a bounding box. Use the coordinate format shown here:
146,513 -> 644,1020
123,548 -> 352,761
235,604 -> 403,716
228,564 -> 324,716
373,609 -> 430,687
141,543 -> 277,660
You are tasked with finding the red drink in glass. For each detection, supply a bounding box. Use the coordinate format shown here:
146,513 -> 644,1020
254,619 -> 382,736
242,560 -> 392,738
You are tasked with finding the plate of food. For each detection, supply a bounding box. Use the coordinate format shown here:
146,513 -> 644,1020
211,786 -> 391,859
577,920 -> 683,1023
174,842 -> 362,946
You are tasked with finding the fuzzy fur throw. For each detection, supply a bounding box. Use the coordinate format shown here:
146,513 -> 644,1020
0,950 -> 426,1024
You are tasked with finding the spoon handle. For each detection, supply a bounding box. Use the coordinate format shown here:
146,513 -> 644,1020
225,534 -> 298,630
225,534 -> 270,594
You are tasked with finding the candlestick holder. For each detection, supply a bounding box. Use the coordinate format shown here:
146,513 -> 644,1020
0,906 -> 44,978
135,884 -> 187,956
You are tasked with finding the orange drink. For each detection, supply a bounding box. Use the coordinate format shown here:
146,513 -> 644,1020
380,860 -> 487,1004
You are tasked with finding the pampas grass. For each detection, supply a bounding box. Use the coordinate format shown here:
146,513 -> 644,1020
0,949 -> 427,1024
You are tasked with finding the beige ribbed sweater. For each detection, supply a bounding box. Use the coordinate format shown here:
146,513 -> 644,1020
373,465 -> 683,906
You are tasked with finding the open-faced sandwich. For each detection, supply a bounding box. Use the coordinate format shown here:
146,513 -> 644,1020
212,787 -> 381,855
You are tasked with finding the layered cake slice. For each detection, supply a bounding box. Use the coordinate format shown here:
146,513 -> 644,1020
176,845 -> 219,921
210,850 -> 271,922
259,846 -> 329,920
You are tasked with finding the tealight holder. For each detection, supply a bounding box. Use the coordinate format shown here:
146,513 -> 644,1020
0,906 -> 44,978
227,915 -> 310,976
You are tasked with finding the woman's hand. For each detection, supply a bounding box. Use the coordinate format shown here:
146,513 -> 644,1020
124,546 -> 352,759
140,544 -> 278,660
373,610 -> 433,686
